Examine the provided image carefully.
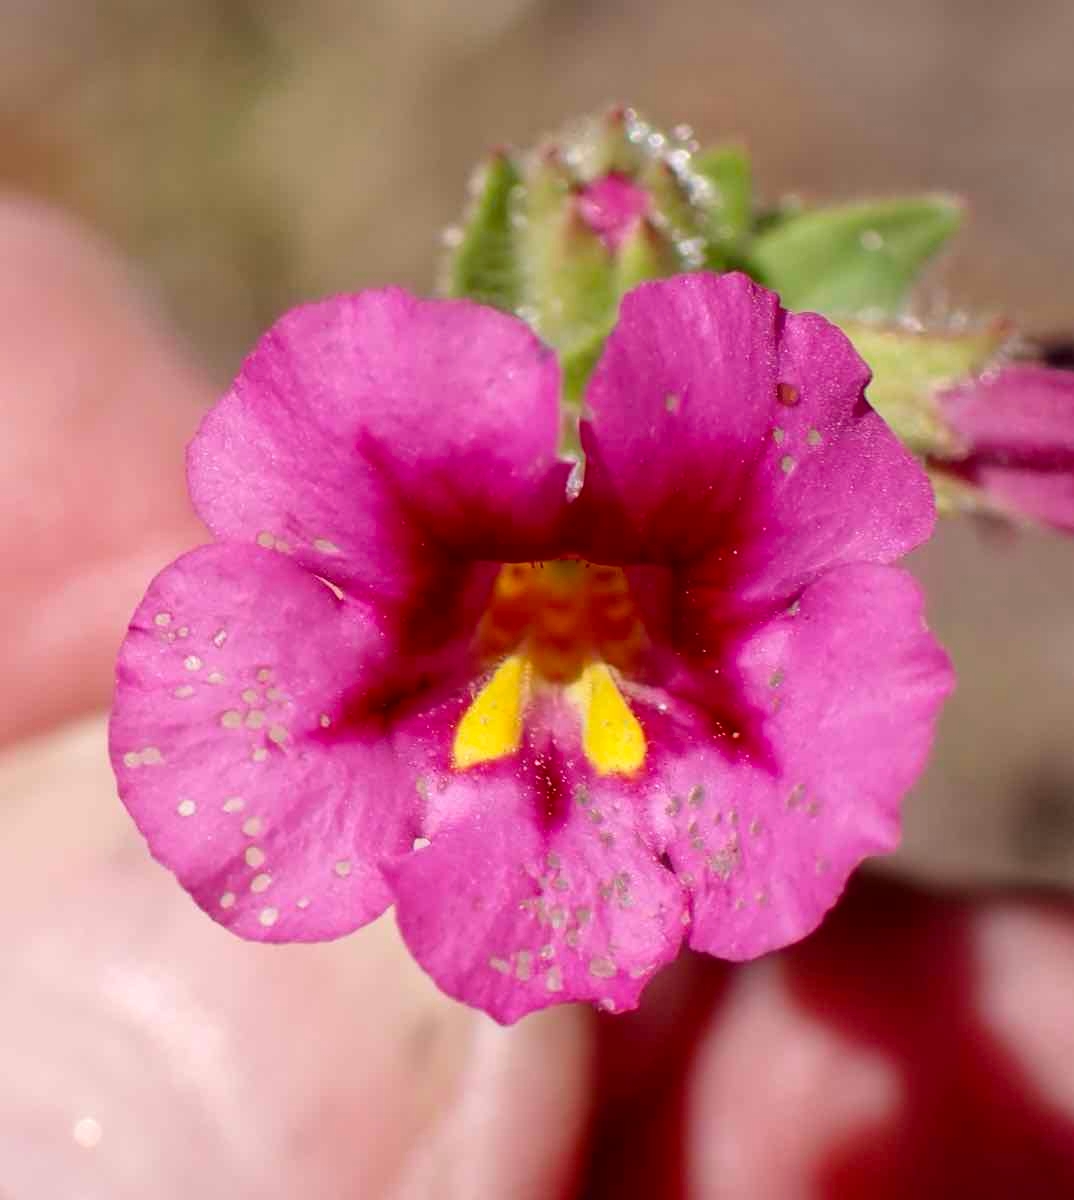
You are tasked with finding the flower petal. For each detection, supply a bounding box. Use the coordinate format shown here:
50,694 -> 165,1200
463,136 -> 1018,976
188,289 -> 572,605
938,364 -> 1074,530
639,563 -> 952,960
388,755 -> 687,1024
110,543 -> 418,941
577,273 -> 934,615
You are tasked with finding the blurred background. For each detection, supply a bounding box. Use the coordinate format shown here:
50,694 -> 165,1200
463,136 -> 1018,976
3,2 -> 1074,1196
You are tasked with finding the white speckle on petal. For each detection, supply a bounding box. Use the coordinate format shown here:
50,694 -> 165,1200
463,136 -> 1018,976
545,966 -> 564,992
780,455 -> 796,475
268,724 -> 289,744
184,656 -> 203,672
177,799 -> 196,817
220,710 -> 242,729
589,956 -> 617,979
140,747 -> 163,765
259,907 -> 278,927
153,612 -> 172,628
257,668 -> 273,683
252,747 -> 268,763
242,816 -> 263,837
122,751 -> 141,768
245,710 -> 266,729
219,892 -> 236,909
256,531 -> 275,549
173,685 -> 195,699
296,896 -> 310,909
241,688 -> 260,705
222,796 -> 244,813
334,859 -> 352,877
807,427 -> 823,446
413,837 -> 431,850
212,629 -> 228,647
314,538 -> 342,555
250,873 -> 272,893
207,671 -> 226,685
245,846 -> 266,868
266,688 -> 286,703
319,714 -> 332,728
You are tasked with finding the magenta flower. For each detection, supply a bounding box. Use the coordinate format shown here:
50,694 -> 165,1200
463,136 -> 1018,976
935,364 -> 1074,530
110,273 -> 952,1023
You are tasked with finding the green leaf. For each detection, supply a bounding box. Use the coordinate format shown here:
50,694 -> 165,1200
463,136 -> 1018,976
842,319 -> 1008,456
445,152 -> 522,312
748,195 -> 963,317
691,143 -> 752,257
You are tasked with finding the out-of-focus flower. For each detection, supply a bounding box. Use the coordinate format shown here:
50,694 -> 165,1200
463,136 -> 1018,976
934,364 -> 1074,530
842,321 -> 1074,531
110,272 -> 951,1023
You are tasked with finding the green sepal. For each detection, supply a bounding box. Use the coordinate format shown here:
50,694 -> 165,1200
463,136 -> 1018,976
520,193 -> 617,362
445,151 -> 522,312
748,195 -> 963,317
615,217 -> 682,294
691,143 -> 752,259
586,107 -> 645,178
842,319 -> 1010,456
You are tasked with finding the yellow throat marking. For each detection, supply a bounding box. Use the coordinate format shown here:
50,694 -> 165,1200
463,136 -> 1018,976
572,662 -> 646,776
452,655 -> 528,769
451,655 -> 645,776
